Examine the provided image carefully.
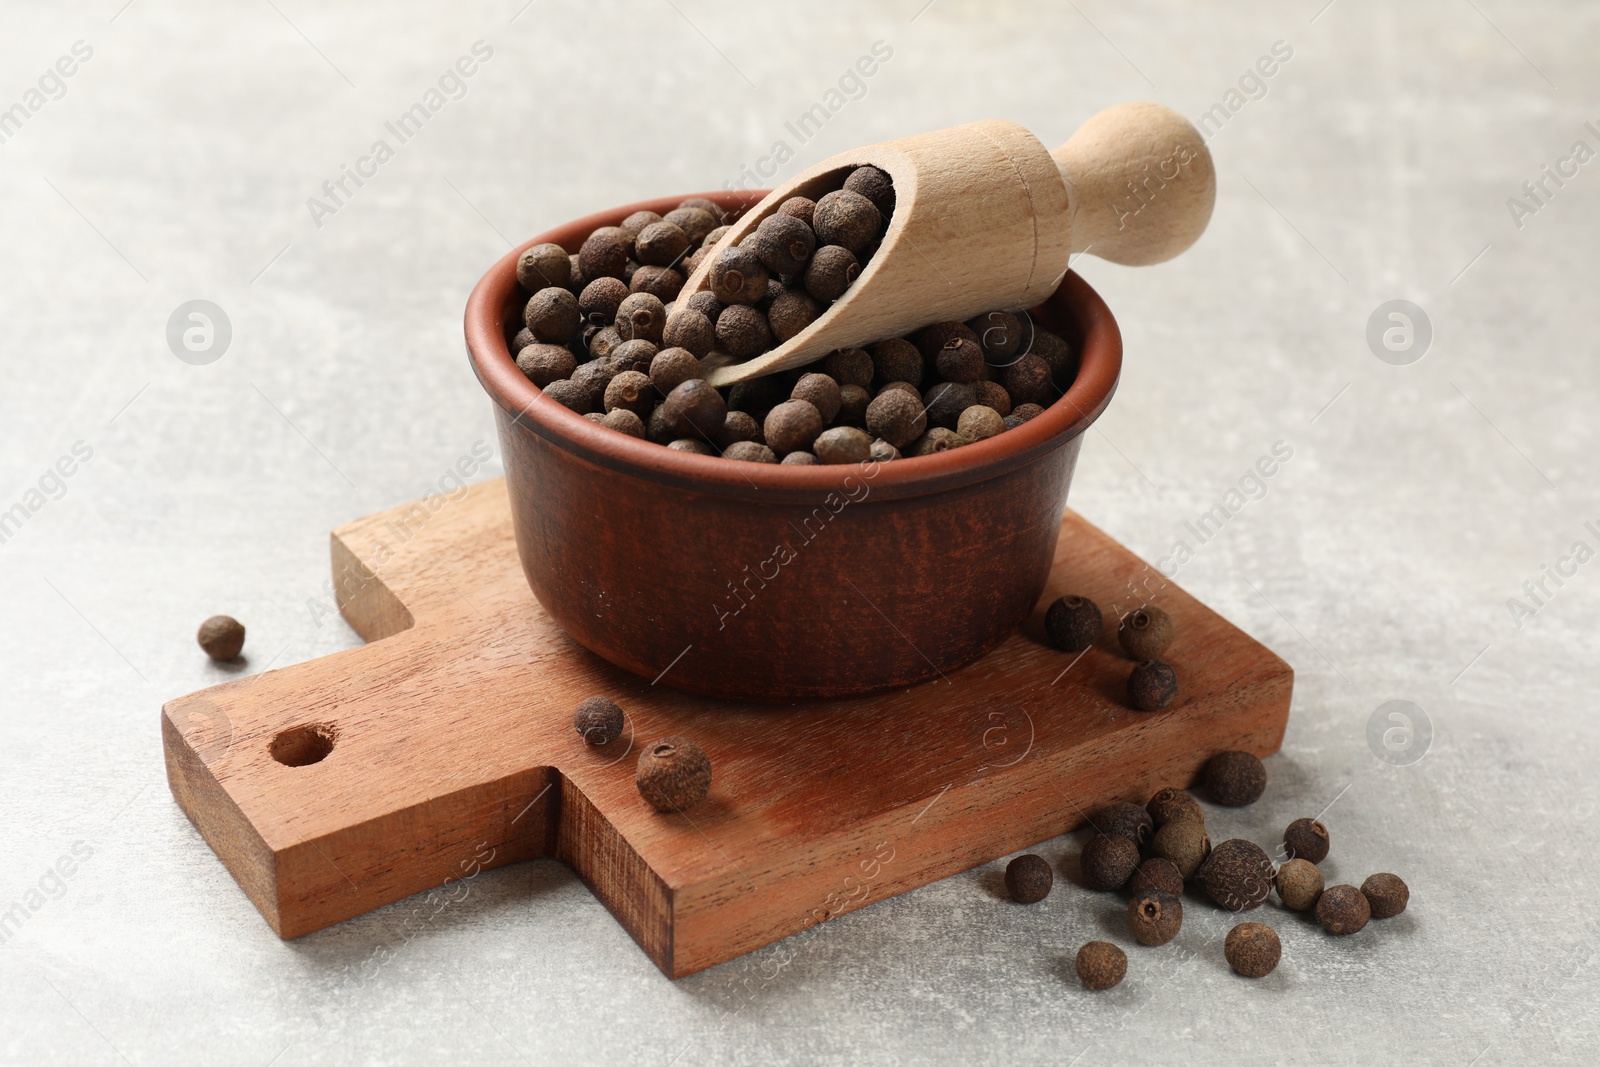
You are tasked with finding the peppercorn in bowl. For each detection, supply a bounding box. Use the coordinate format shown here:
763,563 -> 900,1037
466,190 -> 1120,700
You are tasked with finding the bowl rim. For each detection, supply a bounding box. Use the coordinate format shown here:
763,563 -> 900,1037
464,190 -> 1122,504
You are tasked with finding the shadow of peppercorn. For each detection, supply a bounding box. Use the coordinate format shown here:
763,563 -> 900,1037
1092,905 -> 1130,941
978,866 -> 1012,902
207,654 -> 252,676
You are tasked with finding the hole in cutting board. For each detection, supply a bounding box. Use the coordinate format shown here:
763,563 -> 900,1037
270,723 -> 338,767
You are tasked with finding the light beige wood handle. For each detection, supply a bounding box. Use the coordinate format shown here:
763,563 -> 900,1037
1051,101 -> 1215,266
693,104 -> 1215,386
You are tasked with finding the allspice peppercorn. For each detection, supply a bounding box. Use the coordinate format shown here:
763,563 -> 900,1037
666,439 -> 714,455
630,265 -> 684,303
1127,890 -> 1183,946
974,380 -> 1012,417
823,347 -> 874,388
1316,884 -> 1371,935
865,389 -> 926,449
781,451 -> 817,465
1203,750 -> 1267,807
1225,922 -> 1280,978
966,310 -> 1023,362
646,405 -> 675,445
805,245 -> 861,301
1118,605 -> 1174,661
664,206 -> 718,246
1284,817 -> 1331,864
813,188 -> 881,254
1147,787 -> 1203,829
936,338 -> 985,384
1093,800 -> 1153,848
843,164 -> 895,215
722,441 -> 777,463
1044,595 -> 1102,653
588,325 -> 625,360
197,615 -> 245,661
868,439 -> 900,463
956,405 -> 1005,443
1009,403 -> 1045,424
714,410 -> 763,450
915,321 -> 979,362
908,427 -> 962,456
1004,353 -> 1055,407
635,221 -> 688,267
1127,660 -> 1179,712
764,400 -> 824,456
1197,839 -> 1274,911
515,343 -> 577,388
578,229 -> 628,281
600,408 -> 645,439
1150,819 -> 1211,880
768,289 -> 823,343
573,695 -> 624,745
684,289 -> 723,322
649,347 -> 701,396
923,381 -> 976,429
579,276 -> 630,328
1080,833 -> 1140,891
541,378 -> 594,415
659,308 -> 716,358
750,213 -> 817,277
1275,858 -> 1324,912
836,384 -> 870,428
1361,873 -> 1409,919
776,195 -> 816,227
517,242 -> 571,292
792,373 -> 842,423
618,210 -> 663,255
611,339 -> 658,374
1032,328 -> 1078,384
1075,941 -> 1126,991
524,286 -> 580,343
1005,854 -> 1053,904
636,737 -> 712,813
662,379 -> 726,438
872,338 -> 922,387
716,303 -> 772,359
709,246 -> 770,305
615,292 -> 666,344
814,426 -> 872,465
603,370 -> 654,418
1129,857 -> 1185,898
511,327 -> 536,355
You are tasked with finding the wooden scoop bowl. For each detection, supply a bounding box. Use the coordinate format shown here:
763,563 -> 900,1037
689,101 -> 1215,387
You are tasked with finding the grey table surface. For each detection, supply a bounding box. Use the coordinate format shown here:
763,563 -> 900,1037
2,0 -> 1597,1063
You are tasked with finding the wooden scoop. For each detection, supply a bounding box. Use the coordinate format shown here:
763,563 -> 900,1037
688,102 -> 1215,387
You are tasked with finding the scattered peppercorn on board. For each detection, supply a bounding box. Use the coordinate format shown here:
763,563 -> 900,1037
162,478 -> 1291,978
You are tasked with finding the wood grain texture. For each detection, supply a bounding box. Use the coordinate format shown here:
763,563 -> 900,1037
691,104 -> 1215,385
163,478 -> 1292,977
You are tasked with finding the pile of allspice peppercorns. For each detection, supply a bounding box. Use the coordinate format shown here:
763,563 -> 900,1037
509,168 -> 1078,463
1019,591 -> 1409,989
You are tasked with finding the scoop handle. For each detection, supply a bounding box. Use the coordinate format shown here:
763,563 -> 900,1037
1051,102 -> 1216,266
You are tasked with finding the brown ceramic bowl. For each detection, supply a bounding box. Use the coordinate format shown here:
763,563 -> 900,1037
465,190 -> 1121,701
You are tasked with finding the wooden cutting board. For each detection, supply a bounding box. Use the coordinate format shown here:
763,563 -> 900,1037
162,478 -> 1291,978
